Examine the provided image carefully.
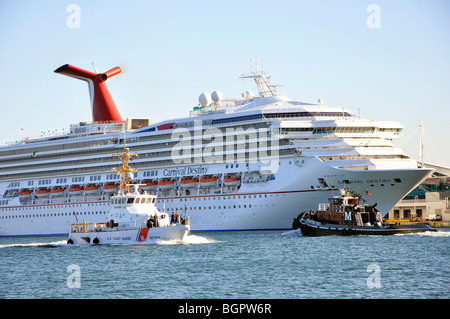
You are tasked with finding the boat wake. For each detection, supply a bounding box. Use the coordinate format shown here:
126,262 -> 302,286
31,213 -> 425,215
0,234 -> 219,249
279,229 -> 450,238
396,229 -> 450,237
0,239 -> 68,249
280,229 -> 303,238
158,234 -> 220,245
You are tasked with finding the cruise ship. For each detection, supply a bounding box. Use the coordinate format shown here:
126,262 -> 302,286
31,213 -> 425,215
0,61 -> 433,236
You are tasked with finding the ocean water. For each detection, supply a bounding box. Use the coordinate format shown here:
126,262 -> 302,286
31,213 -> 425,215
0,230 -> 449,299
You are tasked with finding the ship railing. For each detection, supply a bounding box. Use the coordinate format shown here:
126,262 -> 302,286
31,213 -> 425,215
71,222 -> 107,233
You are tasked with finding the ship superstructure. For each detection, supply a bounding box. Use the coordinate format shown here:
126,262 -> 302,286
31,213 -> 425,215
0,61 -> 432,236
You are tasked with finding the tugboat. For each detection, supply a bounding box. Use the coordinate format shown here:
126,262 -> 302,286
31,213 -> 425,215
292,188 -> 435,236
67,147 -> 190,245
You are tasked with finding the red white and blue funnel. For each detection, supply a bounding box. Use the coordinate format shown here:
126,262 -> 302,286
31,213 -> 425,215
54,64 -> 123,123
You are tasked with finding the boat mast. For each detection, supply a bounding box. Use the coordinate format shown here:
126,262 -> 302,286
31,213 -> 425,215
112,126 -> 138,195
240,55 -> 278,97
419,120 -> 424,168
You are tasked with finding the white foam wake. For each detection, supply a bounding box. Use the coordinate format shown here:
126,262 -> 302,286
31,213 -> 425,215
0,239 -> 68,249
158,234 -> 220,245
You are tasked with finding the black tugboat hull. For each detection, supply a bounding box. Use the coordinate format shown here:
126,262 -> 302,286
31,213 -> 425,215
299,221 -> 436,237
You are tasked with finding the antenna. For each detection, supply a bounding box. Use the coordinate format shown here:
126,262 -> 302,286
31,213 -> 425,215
92,61 -> 99,73
250,54 -> 263,75
419,120 -> 424,168
240,55 -> 278,97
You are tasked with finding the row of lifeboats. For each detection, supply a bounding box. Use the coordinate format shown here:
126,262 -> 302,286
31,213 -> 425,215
17,174 -> 242,199
143,174 -> 241,190
19,183 -> 106,198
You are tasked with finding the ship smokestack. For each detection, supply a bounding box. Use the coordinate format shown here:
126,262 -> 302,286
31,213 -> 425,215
54,64 -> 123,123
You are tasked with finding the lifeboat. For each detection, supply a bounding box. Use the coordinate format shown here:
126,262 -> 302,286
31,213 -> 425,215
50,186 -> 66,196
102,182 -> 119,193
158,179 -> 176,189
19,189 -> 33,198
141,180 -> 158,191
35,187 -> 51,197
199,176 -> 219,187
180,176 -> 199,188
68,185 -> 84,196
84,184 -> 100,195
223,175 -> 241,186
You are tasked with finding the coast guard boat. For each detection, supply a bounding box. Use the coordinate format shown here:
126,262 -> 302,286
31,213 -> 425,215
67,147 -> 190,245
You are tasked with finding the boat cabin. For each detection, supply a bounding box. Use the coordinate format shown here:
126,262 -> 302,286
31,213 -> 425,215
328,195 -> 360,213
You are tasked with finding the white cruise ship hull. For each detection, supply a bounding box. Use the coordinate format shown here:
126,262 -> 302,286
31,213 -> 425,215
157,157 -> 432,231
0,157 -> 431,236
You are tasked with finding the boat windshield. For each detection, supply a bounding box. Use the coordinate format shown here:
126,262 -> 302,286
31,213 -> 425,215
329,198 -> 343,205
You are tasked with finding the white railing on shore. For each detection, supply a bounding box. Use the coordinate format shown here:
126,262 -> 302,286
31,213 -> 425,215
400,198 -> 426,203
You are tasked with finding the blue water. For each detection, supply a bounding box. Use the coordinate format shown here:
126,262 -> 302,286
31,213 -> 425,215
1,230 -> 449,299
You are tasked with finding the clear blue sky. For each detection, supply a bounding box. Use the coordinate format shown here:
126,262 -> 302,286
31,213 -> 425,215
0,0 -> 449,166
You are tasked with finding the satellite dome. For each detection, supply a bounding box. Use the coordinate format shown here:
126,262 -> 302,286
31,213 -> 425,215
211,90 -> 223,103
246,90 -> 255,99
199,92 -> 212,107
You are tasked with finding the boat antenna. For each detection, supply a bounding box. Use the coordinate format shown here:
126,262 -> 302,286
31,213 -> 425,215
92,61 -> 99,73
419,120 -> 424,168
112,143 -> 137,195
239,55 -> 279,97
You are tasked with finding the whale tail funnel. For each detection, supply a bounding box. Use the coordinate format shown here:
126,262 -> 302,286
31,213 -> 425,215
54,64 -> 123,123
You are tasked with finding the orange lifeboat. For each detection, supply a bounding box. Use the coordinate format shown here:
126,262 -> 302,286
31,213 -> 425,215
141,180 -> 158,191
223,175 -> 241,186
84,184 -> 100,194
50,186 -> 66,196
199,176 -> 219,187
158,179 -> 176,189
68,185 -> 84,195
35,187 -> 51,197
19,188 -> 33,198
102,182 -> 119,193
180,176 -> 199,188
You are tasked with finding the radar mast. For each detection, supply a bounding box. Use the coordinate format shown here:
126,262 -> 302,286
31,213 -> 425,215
240,55 -> 279,97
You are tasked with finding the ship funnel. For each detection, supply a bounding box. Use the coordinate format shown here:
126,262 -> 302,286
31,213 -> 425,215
54,64 -> 123,123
